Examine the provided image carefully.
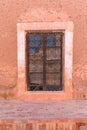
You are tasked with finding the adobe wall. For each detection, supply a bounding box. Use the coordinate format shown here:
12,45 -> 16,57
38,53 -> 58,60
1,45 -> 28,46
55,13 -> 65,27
0,0 -> 87,99
0,120 -> 87,130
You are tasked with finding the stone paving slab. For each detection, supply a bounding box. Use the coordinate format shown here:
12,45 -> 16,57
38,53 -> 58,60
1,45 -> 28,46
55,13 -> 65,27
0,100 -> 87,120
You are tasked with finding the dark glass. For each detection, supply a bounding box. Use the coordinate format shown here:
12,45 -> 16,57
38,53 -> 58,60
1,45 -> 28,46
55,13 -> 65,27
29,35 -> 42,47
46,34 -> 56,47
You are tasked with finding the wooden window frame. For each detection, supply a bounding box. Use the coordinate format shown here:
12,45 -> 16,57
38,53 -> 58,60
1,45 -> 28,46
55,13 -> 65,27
26,32 -> 63,91
17,22 -> 74,100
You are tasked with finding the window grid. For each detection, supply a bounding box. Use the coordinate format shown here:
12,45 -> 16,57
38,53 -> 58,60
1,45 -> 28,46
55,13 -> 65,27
26,32 -> 63,91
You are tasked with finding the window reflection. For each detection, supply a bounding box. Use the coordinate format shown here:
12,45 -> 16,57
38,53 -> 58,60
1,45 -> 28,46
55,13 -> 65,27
29,35 -> 42,47
47,34 -> 56,47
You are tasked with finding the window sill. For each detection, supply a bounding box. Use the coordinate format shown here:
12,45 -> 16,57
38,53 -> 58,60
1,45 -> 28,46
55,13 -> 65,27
16,90 -> 72,100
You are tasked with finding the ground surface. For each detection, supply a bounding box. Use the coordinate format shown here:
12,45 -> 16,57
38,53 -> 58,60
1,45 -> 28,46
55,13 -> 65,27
0,100 -> 87,120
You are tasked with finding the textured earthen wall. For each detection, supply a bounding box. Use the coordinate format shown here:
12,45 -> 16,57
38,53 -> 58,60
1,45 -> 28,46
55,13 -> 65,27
0,0 -> 87,99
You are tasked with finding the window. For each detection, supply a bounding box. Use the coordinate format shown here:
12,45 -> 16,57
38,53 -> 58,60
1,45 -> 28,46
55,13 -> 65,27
26,32 -> 63,91
17,22 -> 73,99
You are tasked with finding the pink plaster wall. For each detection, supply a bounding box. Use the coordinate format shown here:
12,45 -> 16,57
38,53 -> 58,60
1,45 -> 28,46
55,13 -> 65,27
0,0 -> 87,99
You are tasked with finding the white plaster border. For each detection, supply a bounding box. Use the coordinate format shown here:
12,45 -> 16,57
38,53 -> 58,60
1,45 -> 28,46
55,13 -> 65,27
16,22 -> 74,100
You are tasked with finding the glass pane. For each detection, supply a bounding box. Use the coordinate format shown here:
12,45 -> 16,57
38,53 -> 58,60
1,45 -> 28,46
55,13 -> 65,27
29,34 -> 42,47
46,34 -> 56,47
46,73 -> 61,91
56,40 -> 61,46
30,60 -> 43,72
46,48 -> 61,60
46,60 -> 61,72
29,47 -> 43,60
29,73 -> 43,91
29,46 -> 43,73
46,73 -> 60,85
55,33 -> 62,46
30,73 -> 43,84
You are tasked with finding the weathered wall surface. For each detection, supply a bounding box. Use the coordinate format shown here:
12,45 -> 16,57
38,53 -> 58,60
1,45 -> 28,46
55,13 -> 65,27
0,120 -> 85,130
0,120 -> 86,130
0,0 -> 87,99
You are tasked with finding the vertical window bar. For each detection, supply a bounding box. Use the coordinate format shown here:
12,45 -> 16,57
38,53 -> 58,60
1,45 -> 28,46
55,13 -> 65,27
43,34 -> 46,90
59,33 -> 63,90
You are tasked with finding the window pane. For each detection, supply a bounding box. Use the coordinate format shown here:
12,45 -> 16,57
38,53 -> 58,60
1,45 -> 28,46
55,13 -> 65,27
46,60 -> 61,72
29,73 -> 43,91
29,47 -> 43,59
46,34 -> 56,47
30,60 -> 43,72
29,34 -> 42,47
46,48 -> 61,60
30,73 -> 43,84
29,46 -> 43,72
55,33 -> 62,46
46,73 -> 61,85
46,73 -> 61,91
